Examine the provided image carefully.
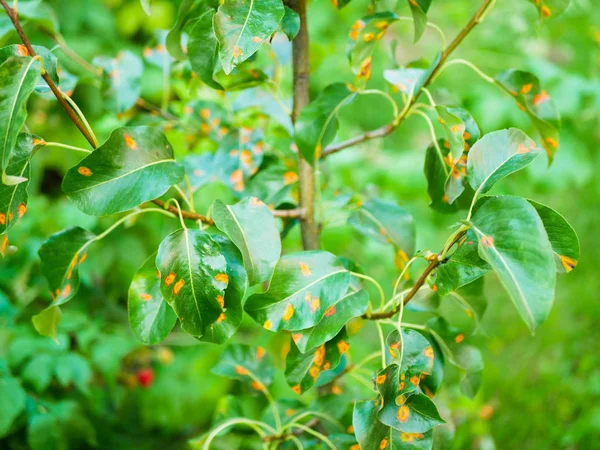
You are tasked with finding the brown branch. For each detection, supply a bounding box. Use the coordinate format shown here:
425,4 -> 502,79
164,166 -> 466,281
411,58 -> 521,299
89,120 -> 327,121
363,229 -> 467,320
321,0 -> 496,159
0,0 -> 98,149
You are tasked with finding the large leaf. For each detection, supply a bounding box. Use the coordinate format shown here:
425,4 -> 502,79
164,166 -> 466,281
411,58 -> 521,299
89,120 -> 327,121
93,51 -> 143,114
348,197 -> 416,256
214,0 -> 285,75
469,196 -> 556,331
293,289 -> 369,353
0,134 -> 41,234
407,0 -> 432,42
0,377 -> 27,438
156,228 -> 227,337
128,253 -> 177,345
294,83 -> 356,165
212,197 -> 281,286
188,9 -> 223,90
0,56 -> 40,185
285,328 -> 349,394
280,6 -> 300,40
201,235 -> 247,344
495,70 -> 561,162
527,200 -> 579,273
467,128 -> 541,198
63,126 -> 184,216
39,226 -> 96,306
212,344 -> 274,389
244,250 -> 351,332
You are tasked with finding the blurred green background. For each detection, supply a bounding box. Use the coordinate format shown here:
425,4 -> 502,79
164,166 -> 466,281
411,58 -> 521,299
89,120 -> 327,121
1,0 -> 599,448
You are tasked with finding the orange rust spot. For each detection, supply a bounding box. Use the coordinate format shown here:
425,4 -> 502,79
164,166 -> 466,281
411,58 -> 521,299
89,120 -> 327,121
479,404 -> 495,420
78,166 -> 92,176
216,313 -> 226,323
292,333 -> 303,344
62,284 -> 71,298
232,46 -> 243,58
250,197 -> 262,206
0,235 -> 8,253
17,203 -> 26,218
517,143 -> 531,154
292,384 -> 302,394
240,150 -> 253,166
455,333 -> 465,344
357,56 -> 372,80
450,125 -> 462,133
215,273 -> 229,284
324,305 -> 336,317
314,345 -> 326,366
263,320 -> 272,330
0,214 -> 5,225
376,374 -> 387,384
251,380 -> 264,391
141,293 -> 152,301
283,303 -> 295,321
323,361 -> 331,370
200,123 -> 210,134
216,295 -> 225,308
164,272 -> 176,286
379,437 -> 389,449
410,375 -> 420,386
389,341 -> 401,358
541,5 -> 551,17
17,45 -> 29,56
229,169 -> 243,185
481,235 -> 495,247
235,365 -> 249,375
143,47 -> 152,57
173,279 -> 185,295
545,137 -> 559,149
350,445 -> 360,450
283,171 -> 298,185
331,384 -> 342,395
310,297 -> 321,313
521,83 -> 533,95
286,408 -> 296,416
349,20 -> 365,41
398,405 -> 410,423
534,90 -> 551,106
299,262 -> 311,276
309,366 -> 320,378
363,32 -> 375,42
124,133 -> 138,150
256,346 -> 265,360
79,253 -> 88,264
337,340 -> 350,355
560,255 -> 577,273
424,346 -> 434,360
252,36 -> 263,43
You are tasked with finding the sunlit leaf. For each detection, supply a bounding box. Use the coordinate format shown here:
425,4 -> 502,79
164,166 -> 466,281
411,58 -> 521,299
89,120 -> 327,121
469,196 -> 556,331
213,197 -> 281,286
214,0 -> 285,75
140,0 -> 151,15
32,306 -> 62,343
128,253 -> 177,345
212,344 -> 274,389
93,51 -> 143,114
62,126 -> 184,216
245,251 -> 350,332
156,228 -> 227,337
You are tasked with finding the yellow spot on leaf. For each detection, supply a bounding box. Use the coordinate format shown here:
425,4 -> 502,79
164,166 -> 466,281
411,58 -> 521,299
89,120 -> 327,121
235,365 -> 249,375
78,167 -> 92,176
173,279 -> 185,295
521,83 -> 533,95
292,333 -> 303,344
62,284 -> 71,298
299,262 -> 311,276
560,255 -> 577,272
232,46 -> 243,58
283,304 -> 295,321
17,45 -> 29,56
455,333 -> 465,344
124,133 -> 138,150
324,304 -> 335,317
17,203 -> 26,218
309,366 -> 320,378
216,313 -> 226,323
251,380 -> 264,391
263,320 -> 272,330
292,384 -> 302,394
534,90 -> 550,106
283,171 -> 298,185
165,272 -> 176,286
424,346 -> 434,360
541,5 -> 551,17
252,36 -> 263,43
398,405 -> 410,423
357,56 -> 372,80
141,293 -> 152,301
216,295 -> 225,308
310,297 -> 321,313
314,345 -> 326,366
240,150 -> 253,166
337,340 -> 350,355
410,375 -> 420,386
0,214 -> 5,225
215,273 -> 229,284
481,235 -> 495,247
376,374 -> 387,384
256,346 -> 265,360
363,32 -> 375,42
379,437 -> 389,449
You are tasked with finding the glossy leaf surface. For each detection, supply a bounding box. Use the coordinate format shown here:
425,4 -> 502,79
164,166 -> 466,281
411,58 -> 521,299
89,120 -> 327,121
63,126 -> 184,216
0,45 -> 58,91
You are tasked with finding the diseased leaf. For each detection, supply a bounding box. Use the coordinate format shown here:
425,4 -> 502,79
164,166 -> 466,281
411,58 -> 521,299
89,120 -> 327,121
407,0 -> 432,42
188,9 -> 223,90
469,196 -> 556,331
445,277 -> 488,330
349,197 -> 416,256
201,235 -> 247,344
156,228 -> 228,337
0,1 -> 59,37
214,0 -> 285,75
39,226 -> 96,306
293,289 -> 369,353
0,377 -> 27,438
527,200 -> 579,273
214,61 -> 269,91
286,328 -> 349,394
0,134 -> 42,234
294,83 -> 356,165
0,45 -> 58,91
383,53 -> 441,98
527,0 -> 571,20
280,6 -> 300,40
244,161 -> 298,208
93,51 -> 143,114
0,56 -> 40,185
467,128 -> 541,198
128,253 -> 177,345
32,306 -> 62,343
245,251 -> 350,332
213,197 -> 281,286
353,399 -> 391,450
495,70 -> 561,162
62,126 -> 184,216
166,0 -> 209,60
212,344 -> 274,389
182,99 -> 231,143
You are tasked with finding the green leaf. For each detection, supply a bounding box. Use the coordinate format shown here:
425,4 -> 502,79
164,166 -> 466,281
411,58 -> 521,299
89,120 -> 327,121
212,344 -> 274,388
0,56 -> 40,185
280,6 -> 300,40
93,51 -> 143,113
294,83 -> 356,165
353,399 -> 392,450
32,306 -> 62,343
188,9 -> 223,90
0,377 -> 27,438
527,200 -> 579,273
27,411 -> 64,450
62,126 -> 184,216
0,1 -> 59,37
54,353 -> 92,394
213,197 -> 281,287
200,234 -> 247,344
245,250 -> 350,332
39,226 -> 96,306
128,253 -> 177,345
22,353 -> 54,393
348,198 -> 416,256
293,290 -> 369,353
467,128 -> 541,198
376,364 -> 444,433
424,139 -> 468,214
495,70 -> 561,162
0,45 -> 58,91
214,0 -> 285,75
332,0 -> 353,9
182,99 -> 231,143
434,229 -> 490,296
469,196 -> 556,331
166,0 -> 208,60
407,0 -> 432,42
445,277 -> 488,330
214,61 -> 269,91
156,228 -> 228,337
383,53 -> 441,98
285,328 -> 349,394
527,0 -> 571,20
141,0 -> 152,15
0,134 -> 41,234
244,161 -> 298,208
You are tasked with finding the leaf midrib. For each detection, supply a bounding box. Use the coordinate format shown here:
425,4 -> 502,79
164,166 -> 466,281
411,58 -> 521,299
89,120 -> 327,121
225,203 -> 256,283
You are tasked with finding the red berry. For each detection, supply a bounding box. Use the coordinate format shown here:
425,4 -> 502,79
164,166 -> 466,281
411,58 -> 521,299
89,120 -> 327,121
136,368 -> 155,388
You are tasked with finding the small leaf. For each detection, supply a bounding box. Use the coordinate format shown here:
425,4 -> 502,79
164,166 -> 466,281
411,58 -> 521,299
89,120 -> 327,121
93,51 -> 143,114
383,53 -> 441,98
469,196 -> 556,331
348,197 -> 416,256
407,0 -> 432,42
201,235 -> 248,344
495,70 -> 561,162
156,228 -> 227,337
293,290 -> 369,353
245,250 -> 350,332
467,128 -> 541,198
212,344 -> 274,389
0,56 -> 40,185
280,6 -> 300,40
527,200 -> 579,273
214,0 -> 285,75
384,329 -> 434,391
285,328 -> 349,394
32,306 -> 62,343
128,253 -> 177,345
0,377 -> 27,438
294,83 -> 357,165
188,9 -> 223,90
212,197 -> 280,286
39,226 -> 96,306
244,160 -> 298,208
62,126 -> 184,216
